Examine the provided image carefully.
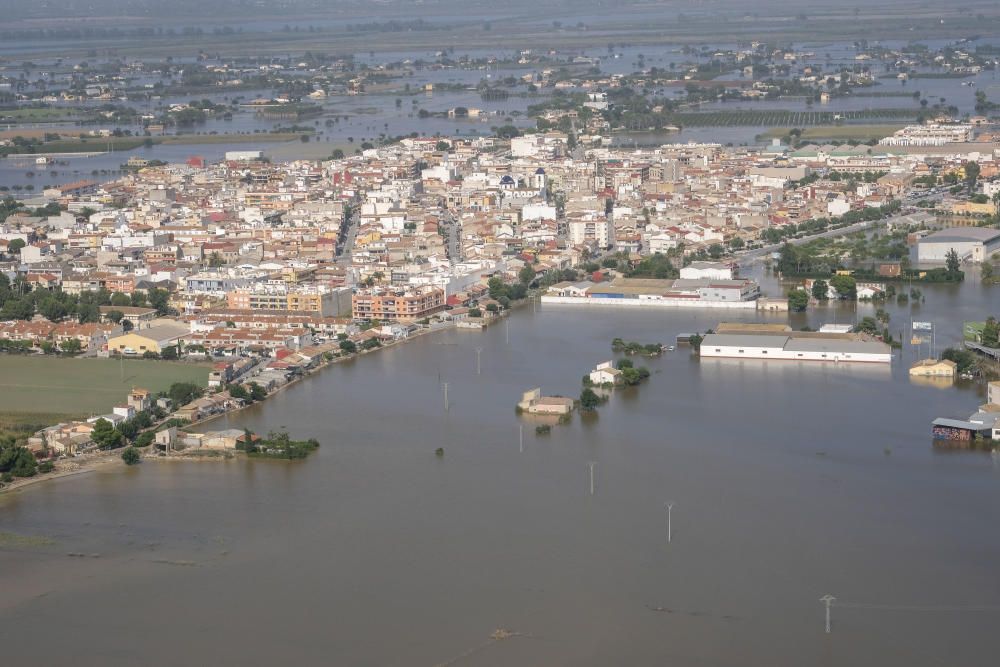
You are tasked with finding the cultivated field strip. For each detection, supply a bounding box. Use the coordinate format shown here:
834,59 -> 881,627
669,108 -> 920,127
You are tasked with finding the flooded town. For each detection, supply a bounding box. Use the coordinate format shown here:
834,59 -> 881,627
2,0 -> 1000,665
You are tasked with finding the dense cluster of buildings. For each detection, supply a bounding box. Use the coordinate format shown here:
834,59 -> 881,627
879,123 -> 975,147
3,127 -> 1000,366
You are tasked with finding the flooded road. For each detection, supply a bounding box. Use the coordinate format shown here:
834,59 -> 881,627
2,271 -> 1000,666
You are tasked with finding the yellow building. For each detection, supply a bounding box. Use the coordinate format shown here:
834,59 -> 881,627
950,201 -> 995,216
107,322 -> 188,355
354,231 -> 383,247
908,358 -> 957,378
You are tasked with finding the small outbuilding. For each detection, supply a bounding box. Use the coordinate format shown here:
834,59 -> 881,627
517,388 -> 575,415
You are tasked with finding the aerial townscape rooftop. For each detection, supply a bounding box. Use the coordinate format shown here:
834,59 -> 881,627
3,1 -> 1000,664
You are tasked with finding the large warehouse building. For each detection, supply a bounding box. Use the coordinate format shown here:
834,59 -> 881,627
542,277 -> 761,309
917,228 -> 1000,263
700,324 -> 892,364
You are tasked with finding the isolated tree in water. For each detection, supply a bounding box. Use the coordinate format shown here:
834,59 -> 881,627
787,289 -> 809,312
580,388 -> 602,411
121,447 -> 141,465
945,248 -> 961,276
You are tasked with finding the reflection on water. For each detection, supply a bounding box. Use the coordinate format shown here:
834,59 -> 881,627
700,356 -> 894,380
908,375 -> 956,390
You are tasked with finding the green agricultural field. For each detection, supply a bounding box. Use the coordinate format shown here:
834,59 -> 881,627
0,107 -> 83,123
668,108 -> 919,128
160,132 -> 304,145
34,137 -> 149,154
0,356 -> 209,418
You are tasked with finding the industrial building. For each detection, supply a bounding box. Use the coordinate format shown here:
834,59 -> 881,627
917,228 -> 1000,263
106,322 -> 189,356
699,324 -> 892,364
931,418 -> 996,442
679,261 -> 734,281
542,277 -> 760,309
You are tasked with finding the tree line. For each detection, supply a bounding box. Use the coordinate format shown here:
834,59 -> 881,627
0,274 -> 172,323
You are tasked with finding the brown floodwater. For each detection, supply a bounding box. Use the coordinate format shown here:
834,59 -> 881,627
2,268 -> 1000,666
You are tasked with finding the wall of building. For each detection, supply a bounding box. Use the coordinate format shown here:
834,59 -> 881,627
700,343 -> 891,364
918,240 -> 996,263
989,382 -> 1000,406
540,296 -> 757,309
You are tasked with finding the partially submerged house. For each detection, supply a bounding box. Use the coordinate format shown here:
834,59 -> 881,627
517,388 -> 575,415
589,361 -> 622,386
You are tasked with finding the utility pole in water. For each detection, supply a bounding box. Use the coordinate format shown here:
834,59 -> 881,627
475,347 -> 482,375
442,382 -> 449,412
588,461 -> 596,495
820,595 -> 836,634
665,502 -> 674,543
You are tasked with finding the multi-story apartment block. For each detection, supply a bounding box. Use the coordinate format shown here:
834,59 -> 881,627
226,286 -> 352,317
352,286 -> 446,323
567,217 -> 614,249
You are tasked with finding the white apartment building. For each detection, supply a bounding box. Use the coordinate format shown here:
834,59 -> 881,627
878,124 -> 973,147
568,218 -> 613,248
